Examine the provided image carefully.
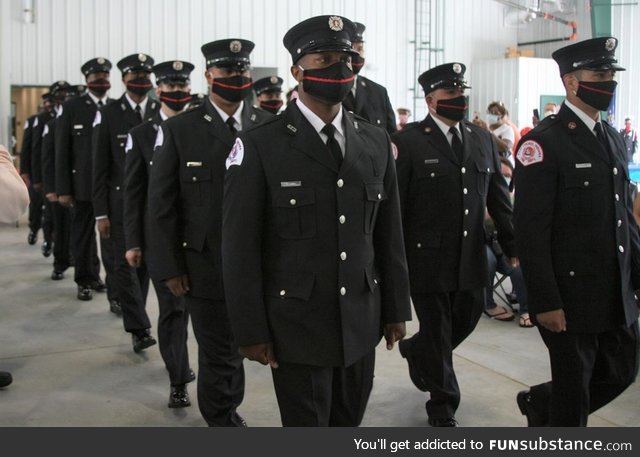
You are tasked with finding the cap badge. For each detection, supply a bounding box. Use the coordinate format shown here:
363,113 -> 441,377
97,58 -> 106,65
270,76 -> 279,84
138,54 -> 147,62
328,16 -> 344,32
453,63 -> 462,74
605,38 -> 616,51
173,61 -> 184,71
230,40 -> 242,53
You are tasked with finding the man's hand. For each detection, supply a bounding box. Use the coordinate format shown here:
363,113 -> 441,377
97,218 -> 111,239
21,174 -> 30,187
508,257 -> 520,268
125,248 -> 143,268
58,195 -> 75,207
239,343 -> 279,369
45,192 -> 58,203
165,274 -> 190,297
384,322 -> 406,350
536,309 -> 566,332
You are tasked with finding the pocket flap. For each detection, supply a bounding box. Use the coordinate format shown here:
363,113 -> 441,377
181,167 -> 212,183
475,160 -> 494,174
364,267 -> 381,292
422,162 -> 449,178
564,169 -> 601,188
273,187 -> 315,208
364,182 -> 387,201
265,273 -> 316,300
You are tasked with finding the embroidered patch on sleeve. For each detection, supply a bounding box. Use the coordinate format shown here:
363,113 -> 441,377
516,140 -> 544,166
226,138 -> 245,169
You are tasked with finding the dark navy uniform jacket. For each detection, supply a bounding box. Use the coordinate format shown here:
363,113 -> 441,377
222,102 -> 412,367
147,100 -> 271,299
92,94 -> 159,220
393,115 -> 515,295
514,103 -> 640,333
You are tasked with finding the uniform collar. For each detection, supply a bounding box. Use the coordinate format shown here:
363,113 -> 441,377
210,98 -> 244,131
125,93 -> 149,114
295,98 -> 345,140
429,113 -> 461,141
88,92 -> 108,106
564,99 -> 600,136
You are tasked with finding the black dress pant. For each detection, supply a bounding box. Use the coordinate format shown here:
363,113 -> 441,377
70,201 -> 101,286
152,277 -> 190,385
528,321 -> 639,426
407,289 -> 485,419
271,349 -> 376,427
186,296 -> 244,426
109,218 -> 150,333
27,184 -> 43,233
51,201 -> 70,272
41,198 -> 53,244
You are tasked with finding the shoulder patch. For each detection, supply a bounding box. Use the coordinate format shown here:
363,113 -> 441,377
125,134 -> 133,154
391,142 -> 398,160
93,111 -> 102,127
154,127 -> 164,149
226,138 -> 244,170
516,140 -> 544,167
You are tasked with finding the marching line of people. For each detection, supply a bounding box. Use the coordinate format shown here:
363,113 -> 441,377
3,14 -> 637,428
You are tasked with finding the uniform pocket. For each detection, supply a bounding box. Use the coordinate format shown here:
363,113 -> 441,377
475,160 -> 494,196
265,273 -> 316,301
562,169 -> 602,216
181,167 -> 212,206
364,182 -> 387,234
273,187 -> 316,239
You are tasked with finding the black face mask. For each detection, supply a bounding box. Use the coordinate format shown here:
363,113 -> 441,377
126,77 -> 153,96
160,91 -> 192,112
87,78 -> 111,96
300,62 -> 355,105
259,99 -> 283,114
211,76 -> 253,102
576,80 -> 617,112
434,95 -> 468,122
351,55 -> 365,75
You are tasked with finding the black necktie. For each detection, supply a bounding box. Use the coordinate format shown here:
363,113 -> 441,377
449,127 -> 463,163
134,104 -> 142,122
322,124 -> 343,168
226,117 -> 238,136
97,100 -> 104,108
594,122 -> 612,156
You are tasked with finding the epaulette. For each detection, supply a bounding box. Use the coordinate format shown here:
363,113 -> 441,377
532,114 -> 560,134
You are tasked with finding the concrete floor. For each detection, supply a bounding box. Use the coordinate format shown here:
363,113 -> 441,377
0,219 -> 638,427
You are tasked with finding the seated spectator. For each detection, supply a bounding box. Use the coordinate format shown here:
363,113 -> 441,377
483,157 -> 532,327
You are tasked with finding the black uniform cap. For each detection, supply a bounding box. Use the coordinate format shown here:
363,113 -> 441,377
117,53 -> 154,74
201,39 -> 254,70
283,15 -> 360,63
152,60 -> 195,84
81,57 -> 112,76
49,80 -> 72,95
253,76 -> 283,95
41,92 -> 54,102
418,62 -> 471,95
552,37 -> 625,76
352,22 -> 366,43
66,85 -> 87,97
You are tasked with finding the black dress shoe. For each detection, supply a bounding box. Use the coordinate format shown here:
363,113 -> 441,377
41,241 -> 52,257
51,270 -> 64,280
0,371 -> 12,388
428,417 -> 457,427
132,332 -> 157,353
90,280 -> 107,292
27,231 -> 37,245
187,369 -> 196,383
109,299 -> 123,316
230,412 -> 247,427
517,390 -> 546,427
399,337 -> 429,392
168,384 -> 191,408
77,285 -> 93,301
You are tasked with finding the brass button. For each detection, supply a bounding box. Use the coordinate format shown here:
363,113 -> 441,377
340,252 -> 347,261
290,199 -> 297,206
615,194 -> 620,201
377,193 -> 382,200
417,243 -> 422,248
340,287 -> 347,296
463,188 -> 468,195
430,173 -> 436,178
337,179 -> 344,188
192,177 -> 197,182
584,181 -> 589,187
464,209 -> 469,216
461,167 -> 466,174
116,186 -> 120,191
613,167 -> 618,175
618,220 -> 623,227
339,215 -> 346,224
280,290 -> 286,297
619,245 -> 625,253
463,230 -> 468,237
182,242 -> 187,247
569,271 -> 575,277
